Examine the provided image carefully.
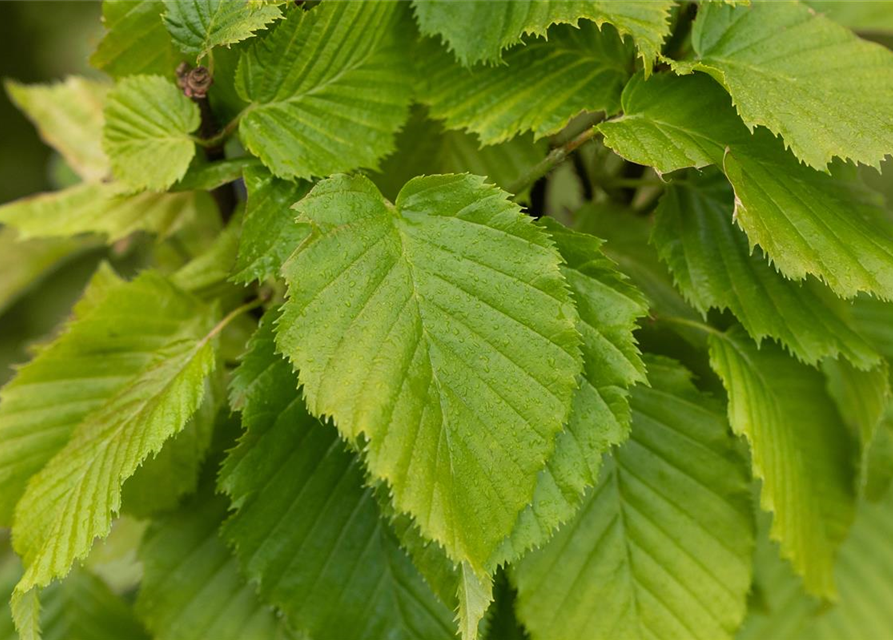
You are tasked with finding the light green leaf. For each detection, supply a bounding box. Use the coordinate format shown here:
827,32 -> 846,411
235,1 -> 413,179
457,563 -> 493,640
103,75 -> 200,191
164,0 -> 281,60
0,182 -> 214,242
231,165 -> 310,284
652,170 -> 880,368
412,0 -> 673,71
172,215 -> 242,296
219,317 -> 456,640
708,327 -> 856,597
514,357 -> 753,640
418,21 -> 632,145
676,0 -> 893,170
136,491 -> 289,640
5,77 -> 110,181
91,0 -> 179,79
599,71 -> 893,301
10,272 -> 219,593
276,173 -> 582,569
173,157 -> 261,192
808,0 -> 893,32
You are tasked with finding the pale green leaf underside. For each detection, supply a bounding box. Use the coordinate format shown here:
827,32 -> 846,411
708,328 -> 856,597
277,173 -> 582,569
514,357 -> 753,640
91,0 -> 179,79
231,165 -> 310,284
103,75 -> 200,191
235,1 -> 413,179
599,72 -> 893,301
220,318 -> 456,640
681,0 -> 893,170
10,272 -> 217,592
652,171 -> 879,368
412,0 -> 673,71
5,77 -> 109,181
164,0 -> 281,59
418,22 -> 632,145
0,181 -> 214,242
137,492 -> 288,640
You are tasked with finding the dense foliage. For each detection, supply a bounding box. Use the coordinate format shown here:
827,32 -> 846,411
2,1 -> 893,639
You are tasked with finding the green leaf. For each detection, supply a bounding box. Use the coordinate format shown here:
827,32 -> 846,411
807,0 -> 893,32
235,1 -> 413,179
231,165 -> 310,284
513,357 -> 753,640
219,317 -> 456,640
599,72 -> 893,301
136,491 -> 289,640
652,170 -> 880,368
0,182 -> 214,242
676,0 -> 893,170
412,0 -> 673,71
91,0 -> 179,79
163,0 -> 281,60
417,22 -> 632,146
172,215 -> 242,296
5,77 -> 110,181
708,327 -> 856,597
276,173 -> 581,569
103,75 -> 200,191
9,271 -> 219,593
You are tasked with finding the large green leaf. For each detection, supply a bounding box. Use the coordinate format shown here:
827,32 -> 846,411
276,173 -> 582,569
103,75 -> 200,191
136,491 -> 288,640
231,165 -> 310,284
163,0 -> 281,60
91,0 -> 179,79
514,357 -> 753,640
599,72 -> 893,301
417,22 -> 632,145
676,0 -> 893,170
5,77 -> 109,181
235,1 -> 413,179
652,171 -> 879,368
9,271 -> 219,593
808,0 -> 893,32
708,327 -> 856,597
219,317 -> 456,640
412,0 -> 673,70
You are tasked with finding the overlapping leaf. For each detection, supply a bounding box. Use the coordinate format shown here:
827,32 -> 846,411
599,72 -> 893,300
514,357 -> 753,640
219,318 -> 456,640
708,327 -> 856,597
418,22 -> 632,145
235,1 -> 414,179
163,0 -> 281,60
91,0 -> 179,79
276,173 -> 582,569
676,0 -> 893,170
412,0 -> 673,70
652,171 -> 879,367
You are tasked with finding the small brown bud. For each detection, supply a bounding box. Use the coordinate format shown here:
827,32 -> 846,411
176,63 -> 213,100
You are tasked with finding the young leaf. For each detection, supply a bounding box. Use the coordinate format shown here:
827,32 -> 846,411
136,492 -> 287,640
513,357 -> 754,640
276,173 -> 582,569
91,0 -> 179,79
418,22 -> 632,145
675,0 -> 893,170
412,0 -> 673,71
163,0 -> 281,61
599,72 -> 893,301
231,165 -> 310,284
652,171 -> 880,368
708,327 -> 856,597
103,75 -> 200,191
10,272 -> 219,593
5,77 -> 109,181
235,1 -> 413,179
219,318 -> 456,640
